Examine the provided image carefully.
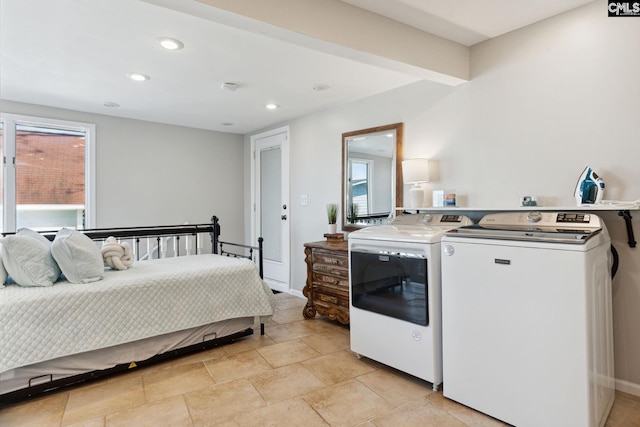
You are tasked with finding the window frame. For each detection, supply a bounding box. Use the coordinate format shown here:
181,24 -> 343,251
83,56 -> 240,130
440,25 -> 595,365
0,113 -> 96,232
349,157 -> 373,216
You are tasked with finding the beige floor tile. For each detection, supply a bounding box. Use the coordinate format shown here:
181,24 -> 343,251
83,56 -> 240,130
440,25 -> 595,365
264,320 -> 321,342
0,392 -> 68,427
370,397 -> 468,427
274,294 -> 307,311
271,306 -> 306,324
143,362 -> 214,402
356,368 -> 434,406
302,317 -> 350,334
301,330 -> 351,355
302,378 -> 394,427
65,417 -> 106,427
260,315 -> 278,327
605,391 -> 640,427
234,398 -> 329,427
204,350 -> 272,384
223,333 -> 276,355
184,378 -> 267,426
302,350 -> 377,385
249,363 -> 325,404
105,395 -> 192,427
426,391 -> 507,426
257,339 -> 321,367
62,375 -> 146,426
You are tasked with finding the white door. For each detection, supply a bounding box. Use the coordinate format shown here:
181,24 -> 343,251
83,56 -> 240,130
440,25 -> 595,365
252,126 -> 290,292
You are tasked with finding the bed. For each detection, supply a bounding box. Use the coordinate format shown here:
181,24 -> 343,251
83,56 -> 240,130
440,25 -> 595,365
0,216 -> 274,406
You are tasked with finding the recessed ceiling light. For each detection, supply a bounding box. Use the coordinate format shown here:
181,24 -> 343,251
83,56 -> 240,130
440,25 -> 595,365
156,37 -> 184,50
127,73 -> 150,82
313,83 -> 330,91
265,103 -> 279,110
221,122 -> 234,126
103,101 -> 120,108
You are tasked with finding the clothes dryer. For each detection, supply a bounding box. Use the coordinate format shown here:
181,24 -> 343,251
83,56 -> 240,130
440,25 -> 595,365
348,213 -> 472,391
441,211 -> 615,427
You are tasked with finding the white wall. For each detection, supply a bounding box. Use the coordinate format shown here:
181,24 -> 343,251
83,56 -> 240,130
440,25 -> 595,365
269,0 -> 640,392
0,100 -> 246,244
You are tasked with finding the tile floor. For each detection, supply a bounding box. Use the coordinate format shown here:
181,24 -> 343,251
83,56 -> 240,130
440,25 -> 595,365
1,292 -> 640,426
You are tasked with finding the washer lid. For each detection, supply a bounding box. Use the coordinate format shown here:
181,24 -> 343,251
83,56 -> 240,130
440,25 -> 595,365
447,211 -> 603,244
446,225 -> 601,244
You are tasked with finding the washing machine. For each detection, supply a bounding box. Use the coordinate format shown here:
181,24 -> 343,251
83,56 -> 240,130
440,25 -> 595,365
348,213 -> 472,391
441,211 -> 615,427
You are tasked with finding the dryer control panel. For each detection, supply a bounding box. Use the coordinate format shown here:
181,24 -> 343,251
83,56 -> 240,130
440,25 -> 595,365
391,213 -> 469,226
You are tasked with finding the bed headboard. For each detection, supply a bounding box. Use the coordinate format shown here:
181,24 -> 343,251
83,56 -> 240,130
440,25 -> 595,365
2,216 -> 264,278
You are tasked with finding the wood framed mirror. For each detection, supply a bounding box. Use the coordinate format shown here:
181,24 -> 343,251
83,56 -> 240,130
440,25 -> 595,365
341,122 -> 403,232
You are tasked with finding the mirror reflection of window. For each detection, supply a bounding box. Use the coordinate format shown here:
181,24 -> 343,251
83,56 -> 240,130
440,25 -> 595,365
349,159 -> 372,217
342,122 -> 403,231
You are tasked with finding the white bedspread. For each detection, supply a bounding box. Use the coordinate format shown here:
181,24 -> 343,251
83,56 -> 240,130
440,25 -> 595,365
0,254 -> 275,374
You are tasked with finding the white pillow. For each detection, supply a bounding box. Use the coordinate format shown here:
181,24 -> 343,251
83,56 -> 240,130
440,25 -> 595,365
16,227 -> 53,248
51,228 -> 104,284
0,228 -> 61,287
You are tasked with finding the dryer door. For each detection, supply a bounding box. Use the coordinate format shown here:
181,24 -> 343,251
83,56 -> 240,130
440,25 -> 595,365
350,249 -> 428,326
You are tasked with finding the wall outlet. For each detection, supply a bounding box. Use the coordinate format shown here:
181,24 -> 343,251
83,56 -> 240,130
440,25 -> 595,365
300,195 -> 308,206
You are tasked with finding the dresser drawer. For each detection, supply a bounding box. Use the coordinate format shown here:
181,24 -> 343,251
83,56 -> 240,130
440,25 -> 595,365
312,263 -> 348,279
312,250 -> 348,268
313,272 -> 348,290
314,289 -> 350,309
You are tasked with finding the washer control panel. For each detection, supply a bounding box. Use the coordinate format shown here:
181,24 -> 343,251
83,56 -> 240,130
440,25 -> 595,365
556,213 -> 591,223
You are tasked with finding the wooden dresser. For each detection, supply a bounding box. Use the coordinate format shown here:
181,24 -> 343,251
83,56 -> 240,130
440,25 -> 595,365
303,238 -> 349,324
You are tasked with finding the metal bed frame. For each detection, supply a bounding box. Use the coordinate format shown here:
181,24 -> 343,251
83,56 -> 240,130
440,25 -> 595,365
0,215 -> 267,407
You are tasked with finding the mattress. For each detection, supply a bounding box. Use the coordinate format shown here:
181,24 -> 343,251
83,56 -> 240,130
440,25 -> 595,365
0,317 -> 254,395
0,254 -> 275,374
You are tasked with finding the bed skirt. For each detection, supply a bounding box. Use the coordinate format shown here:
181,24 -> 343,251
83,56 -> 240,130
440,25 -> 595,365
0,316 -> 255,405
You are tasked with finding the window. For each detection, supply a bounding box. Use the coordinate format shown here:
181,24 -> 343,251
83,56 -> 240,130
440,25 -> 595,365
349,158 -> 372,217
0,114 -> 95,232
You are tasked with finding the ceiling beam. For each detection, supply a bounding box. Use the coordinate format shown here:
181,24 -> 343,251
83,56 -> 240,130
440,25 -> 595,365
143,0 -> 469,86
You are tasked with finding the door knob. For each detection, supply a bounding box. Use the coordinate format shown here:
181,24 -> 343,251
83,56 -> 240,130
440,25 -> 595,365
281,215 -> 287,220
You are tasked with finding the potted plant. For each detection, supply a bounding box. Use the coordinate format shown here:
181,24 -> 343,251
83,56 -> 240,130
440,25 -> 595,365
326,203 -> 338,234
347,203 -> 358,223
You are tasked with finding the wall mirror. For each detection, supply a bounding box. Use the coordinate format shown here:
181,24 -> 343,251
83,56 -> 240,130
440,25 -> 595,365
342,122 -> 403,232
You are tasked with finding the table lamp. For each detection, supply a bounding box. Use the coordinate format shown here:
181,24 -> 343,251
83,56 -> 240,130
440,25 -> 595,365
402,158 -> 430,208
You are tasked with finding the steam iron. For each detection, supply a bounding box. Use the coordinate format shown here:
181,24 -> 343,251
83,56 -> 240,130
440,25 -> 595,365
574,166 -> 605,206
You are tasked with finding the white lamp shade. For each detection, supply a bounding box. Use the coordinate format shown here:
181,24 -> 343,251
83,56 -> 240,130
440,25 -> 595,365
402,158 -> 430,184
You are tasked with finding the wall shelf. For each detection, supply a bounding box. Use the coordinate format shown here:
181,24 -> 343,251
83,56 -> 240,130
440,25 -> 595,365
396,205 -> 638,248
397,205 -> 639,212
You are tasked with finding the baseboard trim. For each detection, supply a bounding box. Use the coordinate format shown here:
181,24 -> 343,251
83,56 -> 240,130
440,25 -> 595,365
615,378 -> 640,397
288,289 -> 305,299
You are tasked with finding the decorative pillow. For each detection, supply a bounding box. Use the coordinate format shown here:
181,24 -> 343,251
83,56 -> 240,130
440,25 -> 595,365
15,227 -> 53,248
0,228 -> 61,287
51,228 -> 104,284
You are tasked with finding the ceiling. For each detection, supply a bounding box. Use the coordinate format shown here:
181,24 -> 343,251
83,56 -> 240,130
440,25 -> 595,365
0,0 -> 595,134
